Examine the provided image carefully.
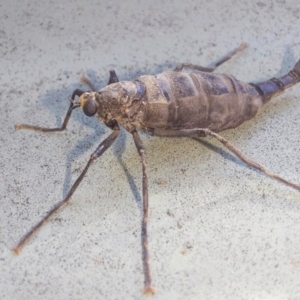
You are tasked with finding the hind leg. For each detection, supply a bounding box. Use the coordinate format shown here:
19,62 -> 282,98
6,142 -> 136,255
174,42 -> 247,72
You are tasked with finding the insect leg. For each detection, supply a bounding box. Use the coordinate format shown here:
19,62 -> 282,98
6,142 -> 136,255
14,89 -> 84,132
131,130 -> 155,295
174,42 -> 247,72
204,129 -> 300,192
13,122 -> 120,254
80,75 -> 97,91
81,70 -> 119,91
107,70 -> 119,84
169,128 -> 300,193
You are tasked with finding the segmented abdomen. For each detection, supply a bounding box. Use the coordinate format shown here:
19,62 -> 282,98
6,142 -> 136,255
137,71 -> 263,132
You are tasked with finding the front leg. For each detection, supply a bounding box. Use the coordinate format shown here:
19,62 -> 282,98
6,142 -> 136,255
14,90 -> 84,132
80,70 -> 119,91
107,70 -> 119,84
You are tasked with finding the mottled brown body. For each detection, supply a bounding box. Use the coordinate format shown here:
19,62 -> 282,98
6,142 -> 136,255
13,44 -> 300,295
138,71 -> 262,133
94,60 -> 300,137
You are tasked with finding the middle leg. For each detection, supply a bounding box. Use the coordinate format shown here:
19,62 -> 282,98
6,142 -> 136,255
131,130 -> 155,295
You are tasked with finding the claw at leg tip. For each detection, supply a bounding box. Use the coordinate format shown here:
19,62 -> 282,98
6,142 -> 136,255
12,247 -> 21,255
240,42 -> 248,49
143,286 -> 156,296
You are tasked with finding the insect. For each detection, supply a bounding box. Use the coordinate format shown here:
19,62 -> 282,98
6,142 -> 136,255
13,43 -> 300,295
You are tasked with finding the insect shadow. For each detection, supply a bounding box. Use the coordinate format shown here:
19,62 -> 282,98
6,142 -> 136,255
33,65 -> 173,212
14,44 -> 300,295
37,46 -> 297,211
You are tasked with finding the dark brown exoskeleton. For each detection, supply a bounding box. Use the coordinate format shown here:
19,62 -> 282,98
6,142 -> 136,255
13,43 -> 300,294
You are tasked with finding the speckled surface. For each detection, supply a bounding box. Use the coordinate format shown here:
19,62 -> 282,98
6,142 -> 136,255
1,1 -> 300,299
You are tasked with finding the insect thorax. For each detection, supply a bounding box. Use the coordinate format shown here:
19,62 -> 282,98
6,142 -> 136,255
95,80 -> 147,132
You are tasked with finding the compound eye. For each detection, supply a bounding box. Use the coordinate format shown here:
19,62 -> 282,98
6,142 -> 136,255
82,99 -> 97,116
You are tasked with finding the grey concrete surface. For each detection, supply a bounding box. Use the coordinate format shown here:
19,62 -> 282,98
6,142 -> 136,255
1,1 -> 300,299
